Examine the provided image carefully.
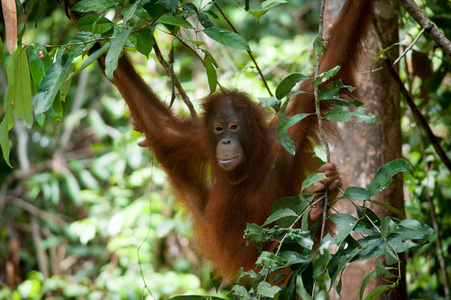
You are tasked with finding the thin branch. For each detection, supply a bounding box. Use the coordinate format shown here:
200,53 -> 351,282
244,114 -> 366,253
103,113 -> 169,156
153,40 -> 197,118
312,1 -> 329,297
393,27 -> 425,67
212,1 -> 274,97
400,0 -> 451,56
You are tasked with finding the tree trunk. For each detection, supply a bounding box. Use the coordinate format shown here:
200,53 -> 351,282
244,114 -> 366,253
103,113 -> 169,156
325,0 -> 407,299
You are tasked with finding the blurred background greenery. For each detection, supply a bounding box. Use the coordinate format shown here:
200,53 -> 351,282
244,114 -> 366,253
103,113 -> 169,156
0,0 -> 450,299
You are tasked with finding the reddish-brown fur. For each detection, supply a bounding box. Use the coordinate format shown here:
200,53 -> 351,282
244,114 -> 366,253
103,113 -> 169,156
98,0 -> 375,281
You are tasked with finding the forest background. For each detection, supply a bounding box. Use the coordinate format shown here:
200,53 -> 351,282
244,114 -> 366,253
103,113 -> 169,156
0,0 -> 450,299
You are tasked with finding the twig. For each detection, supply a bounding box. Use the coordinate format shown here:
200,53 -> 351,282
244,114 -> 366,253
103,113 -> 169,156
153,40 -> 197,118
400,0 -> 451,56
212,1 -> 274,97
311,1 -> 329,297
393,27 -> 425,67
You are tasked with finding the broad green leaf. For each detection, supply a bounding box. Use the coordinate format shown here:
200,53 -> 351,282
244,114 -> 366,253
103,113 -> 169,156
355,206 -> 381,235
122,0 -> 141,24
276,99 -> 311,155
203,27 -> 250,51
198,13 -> 214,28
29,44 -> 50,92
136,28 -> 154,57
231,285 -> 251,298
313,236 -> 332,280
287,229 -> 313,249
329,213 -> 358,244
318,80 -> 355,100
280,251 -> 314,266
71,43 -> 111,81
158,13 -> 194,29
249,0 -> 287,20
367,159 -> 413,197
105,26 -> 132,80
47,94 -> 63,123
341,186 -> 370,201
275,73 -> 309,100
263,208 -> 298,226
302,172 -> 327,192
380,217 -> 398,239
204,51 -> 218,93
7,48 -> 33,128
157,0 -> 178,11
313,66 -> 341,87
0,118 -> 11,167
72,0 -> 117,12
257,282 -> 281,298
258,96 -> 280,111
34,47 -> 81,126
325,106 -> 379,123
76,15 -> 114,34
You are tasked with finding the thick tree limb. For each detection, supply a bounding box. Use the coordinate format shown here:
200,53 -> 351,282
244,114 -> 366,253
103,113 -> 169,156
400,0 -> 451,56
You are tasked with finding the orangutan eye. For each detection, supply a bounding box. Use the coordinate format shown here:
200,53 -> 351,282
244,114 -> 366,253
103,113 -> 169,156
214,123 -> 224,134
229,121 -> 239,131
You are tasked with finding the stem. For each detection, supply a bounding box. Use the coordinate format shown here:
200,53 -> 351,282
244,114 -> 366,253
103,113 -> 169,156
153,40 -> 197,118
392,27 -> 425,67
212,1 -> 273,96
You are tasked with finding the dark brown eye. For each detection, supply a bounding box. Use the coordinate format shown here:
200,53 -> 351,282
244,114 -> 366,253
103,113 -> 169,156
213,123 -> 224,134
229,121 -> 239,131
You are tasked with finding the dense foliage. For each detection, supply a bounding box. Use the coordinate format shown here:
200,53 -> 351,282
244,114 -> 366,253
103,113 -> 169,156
0,0 -> 449,299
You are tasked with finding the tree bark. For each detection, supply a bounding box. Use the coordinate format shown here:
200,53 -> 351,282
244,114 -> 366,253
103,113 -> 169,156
325,0 -> 407,299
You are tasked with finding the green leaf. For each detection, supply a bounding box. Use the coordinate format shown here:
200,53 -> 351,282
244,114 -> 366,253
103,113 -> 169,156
263,208 -> 298,226
364,285 -> 394,300
258,96 -> 280,111
329,213 -> 358,244
34,47 -> 81,126
302,172 -> 327,192
29,44 -> 51,92
313,66 -> 341,87
325,106 -> 379,123
380,217 -> 398,239
367,159 -> 413,197
0,118 -> 12,167
327,99 -> 363,107
203,27 -> 250,51
276,100 -> 311,155
72,0 -> 118,12
158,13 -> 194,29
257,282 -> 281,298
249,0 -> 287,20
360,270 -> 377,300
256,251 -> 287,268
313,35 -> 325,54
7,48 -> 33,128
76,15 -> 114,34
371,200 -> 404,217
275,73 -> 309,100
204,51 -> 218,93
341,186 -> 370,201
384,243 -> 399,265
47,94 -> 63,123
136,28 -> 154,57
318,80 -> 355,101
105,26 -> 132,80
122,0 -> 141,24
